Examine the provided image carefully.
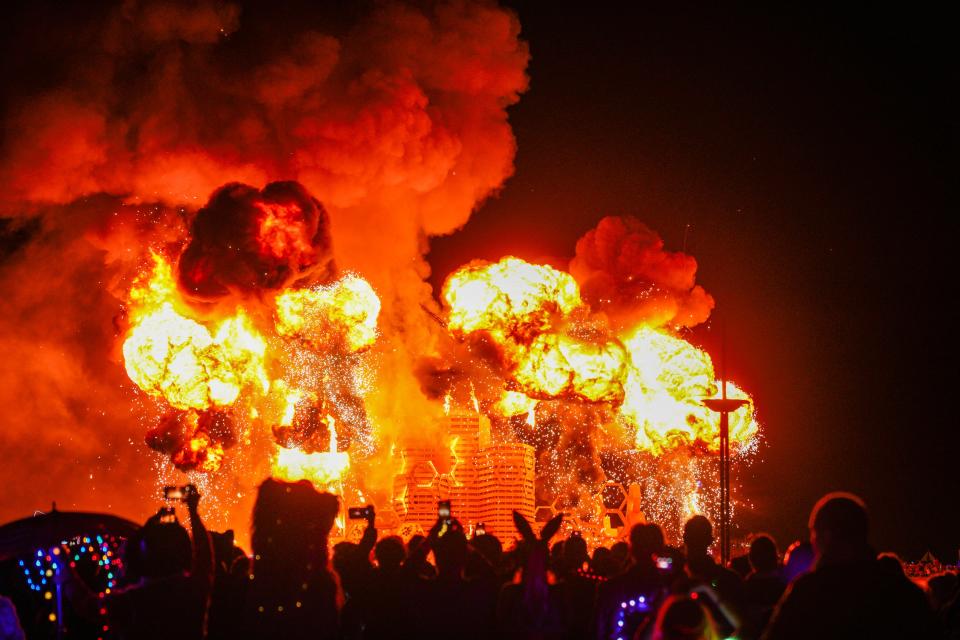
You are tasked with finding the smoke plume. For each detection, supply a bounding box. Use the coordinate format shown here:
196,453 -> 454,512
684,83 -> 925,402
570,215 -> 714,329
178,181 -> 334,301
0,0 -> 528,530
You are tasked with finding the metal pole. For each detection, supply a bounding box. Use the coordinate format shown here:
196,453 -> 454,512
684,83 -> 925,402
720,411 -> 730,566
704,395 -> 745,568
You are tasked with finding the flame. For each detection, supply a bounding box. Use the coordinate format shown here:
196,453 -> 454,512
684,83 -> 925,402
513,333 -> 627,402
272,447 -> 351,488
494,390 -> 538,418
442,256 -> 758,455
271,414 -> 350,488
620,326 -> 757,454
172,433 -> 225,473
443,257 -> 627,402
683,487 -> 703,521
274,275 -> 381,352
122,255 -> 269,410
121,252 -> 380,476
255,202 -> 314,260
443,257 -> 581,341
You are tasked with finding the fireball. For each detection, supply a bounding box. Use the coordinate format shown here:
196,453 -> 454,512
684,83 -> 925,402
274,274 -> 381,352
122,254 -> 269,410
441,255 -> 758,456
121,251 -> 379,478
620,326 -> 757,454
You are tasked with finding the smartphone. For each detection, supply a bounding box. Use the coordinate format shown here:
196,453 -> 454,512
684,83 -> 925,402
163,484 -> 196,502
158,506 -> 177,524
475,522 -> 486,536
348,506 -> 372,520
437,500 -> 451,522
656,556 -> 673,570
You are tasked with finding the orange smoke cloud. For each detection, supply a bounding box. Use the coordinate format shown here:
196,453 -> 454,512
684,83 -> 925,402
569,216 -> 715,329
0,0 -> 529,532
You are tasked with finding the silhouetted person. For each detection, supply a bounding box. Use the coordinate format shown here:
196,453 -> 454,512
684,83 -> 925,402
678,515 -> 744,636
594,524 -> 669,640
610,541 -> 630,574
360,535 -> 412,640
876,551 -> 907,578
333,506 -> 377,640
243,479 -> 340,640
470,531 -> 506,582
59,485 -> 213,640
406,534 -> 437,579
928,571 -> 959,613
554,533 -> 597,640
375,536 -> 405,571
781,540 -> 813,582
741,535 -> 785,639
762,492 -> 940,639
942,585 -> 960,640
207,529 -> 250,640
591,546 -> 617,578
550,540 -> 565,575
409,518 -> 498,640
650,595 -> 722,640
497,512 -> 566,639
730,554 -> 752,579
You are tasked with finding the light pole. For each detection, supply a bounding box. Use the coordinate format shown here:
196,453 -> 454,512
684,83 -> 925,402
704,383 -> 747,566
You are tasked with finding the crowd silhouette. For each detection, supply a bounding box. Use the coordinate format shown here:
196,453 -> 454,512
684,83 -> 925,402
1,482 -> 957,640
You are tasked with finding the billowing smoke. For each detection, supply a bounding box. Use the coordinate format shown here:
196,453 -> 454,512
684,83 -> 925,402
179,181 -> 335,301
569,215 -> 715,329
0,0 -> 528,530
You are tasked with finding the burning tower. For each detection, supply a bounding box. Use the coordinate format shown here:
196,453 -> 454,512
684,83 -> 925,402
393,408 -> 535,540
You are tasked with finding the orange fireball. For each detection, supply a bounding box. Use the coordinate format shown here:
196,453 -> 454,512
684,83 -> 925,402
441,255 -> 758,455
274,275 -> 381,353
443,257 -> 581,341
121,251 -> 380,476
122,254 -> 269,410
620,326 -> 757,454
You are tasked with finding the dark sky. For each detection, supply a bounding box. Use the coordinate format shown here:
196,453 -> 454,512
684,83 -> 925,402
429,4 -> 958,559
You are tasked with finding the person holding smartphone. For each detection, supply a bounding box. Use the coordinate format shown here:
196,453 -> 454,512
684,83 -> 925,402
58,485 -> 213,640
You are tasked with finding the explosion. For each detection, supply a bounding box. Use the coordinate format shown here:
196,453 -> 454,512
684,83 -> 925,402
0,0 -> 759,544
440,255 -> 757,455
120,182 -> 380,482
117,207 -> 757,542
123,254 -> 269,411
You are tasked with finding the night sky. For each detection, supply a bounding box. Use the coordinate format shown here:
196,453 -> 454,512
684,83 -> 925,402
430,4 -> 957,559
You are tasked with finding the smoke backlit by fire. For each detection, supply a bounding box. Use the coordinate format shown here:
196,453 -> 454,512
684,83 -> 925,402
0,0 -> 759,544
